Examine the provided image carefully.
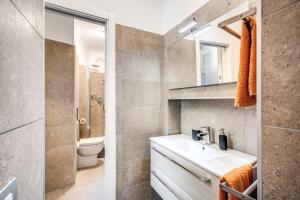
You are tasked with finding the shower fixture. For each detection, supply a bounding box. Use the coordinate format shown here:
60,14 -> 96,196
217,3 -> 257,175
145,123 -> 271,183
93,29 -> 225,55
90,95 -> 104,105
96,96 -> 104,105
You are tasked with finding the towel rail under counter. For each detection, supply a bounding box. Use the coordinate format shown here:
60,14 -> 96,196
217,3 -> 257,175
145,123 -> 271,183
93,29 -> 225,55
219,162 -> 257,200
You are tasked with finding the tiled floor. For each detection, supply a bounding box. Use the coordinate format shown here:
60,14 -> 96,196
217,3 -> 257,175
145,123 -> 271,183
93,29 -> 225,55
46,159 -> 105,200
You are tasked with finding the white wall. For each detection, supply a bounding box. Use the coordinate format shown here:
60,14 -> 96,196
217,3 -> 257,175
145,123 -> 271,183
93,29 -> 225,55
161,0 -> 209,34
46,0 -> 164,34
45,11 -> 74,45
46,0 -> 210,34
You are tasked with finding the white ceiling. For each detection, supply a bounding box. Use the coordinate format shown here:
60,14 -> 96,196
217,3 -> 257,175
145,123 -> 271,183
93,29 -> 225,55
76,20 -> 105,52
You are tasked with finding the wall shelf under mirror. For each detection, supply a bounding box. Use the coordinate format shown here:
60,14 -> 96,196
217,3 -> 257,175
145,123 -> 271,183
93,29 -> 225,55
167,82 -> 237,100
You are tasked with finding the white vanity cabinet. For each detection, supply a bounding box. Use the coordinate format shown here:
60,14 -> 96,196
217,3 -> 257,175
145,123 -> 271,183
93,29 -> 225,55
151,143 -> 219,200
150,135 -> 257,200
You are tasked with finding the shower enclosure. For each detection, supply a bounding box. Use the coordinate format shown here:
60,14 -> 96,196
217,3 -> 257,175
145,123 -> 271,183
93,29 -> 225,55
78,66 -> 105,138
88,70 -> 105,137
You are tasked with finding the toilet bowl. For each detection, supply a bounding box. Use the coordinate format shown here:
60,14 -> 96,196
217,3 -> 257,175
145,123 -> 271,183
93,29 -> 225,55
77,136 -> 104,169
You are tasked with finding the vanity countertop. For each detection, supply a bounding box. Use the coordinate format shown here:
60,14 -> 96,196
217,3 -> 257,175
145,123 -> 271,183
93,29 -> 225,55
150,134 -> 257,177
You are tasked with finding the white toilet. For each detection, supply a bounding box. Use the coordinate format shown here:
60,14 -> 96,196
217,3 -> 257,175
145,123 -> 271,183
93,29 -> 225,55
77,136 -> 104,169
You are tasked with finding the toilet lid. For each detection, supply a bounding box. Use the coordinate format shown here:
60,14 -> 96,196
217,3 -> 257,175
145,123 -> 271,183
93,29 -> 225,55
78,137 -> 104,146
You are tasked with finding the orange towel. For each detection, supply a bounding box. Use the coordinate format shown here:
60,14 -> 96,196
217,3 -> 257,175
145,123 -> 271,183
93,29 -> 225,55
248,17 -> 256,96
235,17 -> 256,107
219,164 -> 253,200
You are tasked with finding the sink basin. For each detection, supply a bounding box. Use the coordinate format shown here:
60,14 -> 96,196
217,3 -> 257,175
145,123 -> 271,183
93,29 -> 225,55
165,136 -> 226,161
150,134 -> 257,177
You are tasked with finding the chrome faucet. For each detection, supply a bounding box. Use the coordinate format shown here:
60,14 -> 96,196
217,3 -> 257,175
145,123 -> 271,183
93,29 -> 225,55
198,126 -> 213,145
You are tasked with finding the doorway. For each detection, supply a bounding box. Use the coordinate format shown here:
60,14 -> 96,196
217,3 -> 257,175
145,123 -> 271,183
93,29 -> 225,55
44,3 -> 116,200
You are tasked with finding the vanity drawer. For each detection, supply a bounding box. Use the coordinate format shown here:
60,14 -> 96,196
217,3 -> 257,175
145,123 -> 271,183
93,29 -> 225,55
151,172 -> 180,200
151,147 -> 219,200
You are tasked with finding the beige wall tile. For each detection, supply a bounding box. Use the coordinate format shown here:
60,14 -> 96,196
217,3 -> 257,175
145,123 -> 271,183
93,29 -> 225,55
121,80 -> 161,107
181,100 -> 248,152
262,2 -> 300,130
11,0 -> 43,36
244,108 -> 258,156
45,39 -> 76,192
78,65 -> 87,137
89,72 -> 105,137
167,100 -> 181,134
262,1 -> 300,199
0,0 -> 44,134
122,54 -> 161,82
122,26 -> 163,57
116,24 -> 163,199
45,145 -> 76,192
0,120 -> 44,200
163,27 -> 179,47
118,157 -> 150,187
45,101 -> 74,127
262,0 -> 299,17
0,0 -> 44,199
262,126 -> 300,200
115,24 -> 123,52
118,181 -> 151,200
46,124 -> 76,149
120,106 -> 161,135
117,132 -> 159,160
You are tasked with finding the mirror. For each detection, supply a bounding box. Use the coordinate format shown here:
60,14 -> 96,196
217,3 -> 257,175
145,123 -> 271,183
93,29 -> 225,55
167,4 -> 250,89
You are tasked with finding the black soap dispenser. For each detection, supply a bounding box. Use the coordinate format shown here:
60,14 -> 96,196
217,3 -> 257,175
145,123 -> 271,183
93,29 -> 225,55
219,128 -> 227,150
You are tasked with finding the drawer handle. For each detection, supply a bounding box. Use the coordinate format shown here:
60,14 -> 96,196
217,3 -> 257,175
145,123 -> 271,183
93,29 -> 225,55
152,170 -> 189,200
152,146 -> 210,183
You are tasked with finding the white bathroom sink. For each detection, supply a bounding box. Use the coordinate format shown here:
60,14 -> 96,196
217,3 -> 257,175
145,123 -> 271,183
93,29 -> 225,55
150,134 -> 257,177
164,137 -> 226,161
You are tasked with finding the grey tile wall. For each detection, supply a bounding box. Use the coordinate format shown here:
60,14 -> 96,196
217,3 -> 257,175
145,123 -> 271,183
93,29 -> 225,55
262,126 -> 300,199
262,2 -> 300,130
262,0 -> 300,199
45,39 -> 76,192
116,25 -> 163,200
262,0 -> 299,17
10,0 -> 44,36
0,0 -> 44,199
0,120 -> 45,200
0,0 -> 44,134
181,100 -> 257,155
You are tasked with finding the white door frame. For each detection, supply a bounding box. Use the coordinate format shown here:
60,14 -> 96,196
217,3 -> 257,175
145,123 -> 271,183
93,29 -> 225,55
45,1 -> 116,199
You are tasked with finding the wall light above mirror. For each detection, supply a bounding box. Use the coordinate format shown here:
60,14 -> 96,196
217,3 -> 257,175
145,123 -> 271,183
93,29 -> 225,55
167,2 -> 253,89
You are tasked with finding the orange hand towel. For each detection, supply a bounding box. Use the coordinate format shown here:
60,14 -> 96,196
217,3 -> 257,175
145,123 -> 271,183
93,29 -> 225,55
248,17 -> 256,96
219,164 -> 253,200
235,17 -> 256,107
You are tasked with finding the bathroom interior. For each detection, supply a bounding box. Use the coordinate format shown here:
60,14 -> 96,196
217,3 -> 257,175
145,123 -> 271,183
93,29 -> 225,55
44,9 -> 106,199
0,0 -> 299,200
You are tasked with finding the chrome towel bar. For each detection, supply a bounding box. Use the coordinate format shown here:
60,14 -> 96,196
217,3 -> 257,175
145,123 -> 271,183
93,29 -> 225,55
219,162 -> 257,200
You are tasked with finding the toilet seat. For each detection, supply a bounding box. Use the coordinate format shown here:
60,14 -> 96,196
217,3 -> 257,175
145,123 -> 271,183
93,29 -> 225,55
77,136 -> 104,147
